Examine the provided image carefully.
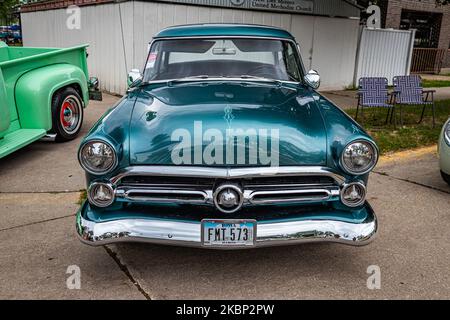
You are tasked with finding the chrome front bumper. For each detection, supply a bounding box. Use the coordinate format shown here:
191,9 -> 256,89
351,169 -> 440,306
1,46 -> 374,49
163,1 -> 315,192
76,202 -> 377,248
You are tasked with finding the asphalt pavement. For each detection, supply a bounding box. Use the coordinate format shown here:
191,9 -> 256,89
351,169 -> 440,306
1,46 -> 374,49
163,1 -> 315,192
0,94 -> 449,299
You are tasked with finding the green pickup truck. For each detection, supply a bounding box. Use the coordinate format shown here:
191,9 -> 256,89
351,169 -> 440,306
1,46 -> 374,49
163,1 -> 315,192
0,42 -> 100,159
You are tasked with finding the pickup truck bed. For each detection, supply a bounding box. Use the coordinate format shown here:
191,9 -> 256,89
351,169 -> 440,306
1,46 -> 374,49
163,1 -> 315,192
0,42 -> 92,158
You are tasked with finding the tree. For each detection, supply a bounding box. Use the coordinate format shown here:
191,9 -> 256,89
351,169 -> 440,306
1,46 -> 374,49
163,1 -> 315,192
0,0 -> 20,24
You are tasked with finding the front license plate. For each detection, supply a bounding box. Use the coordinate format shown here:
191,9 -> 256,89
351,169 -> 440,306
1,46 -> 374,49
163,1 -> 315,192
201,219 -> 256,247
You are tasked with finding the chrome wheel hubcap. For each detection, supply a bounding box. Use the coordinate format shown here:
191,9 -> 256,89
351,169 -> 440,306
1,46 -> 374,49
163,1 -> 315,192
60,95 -> 81,134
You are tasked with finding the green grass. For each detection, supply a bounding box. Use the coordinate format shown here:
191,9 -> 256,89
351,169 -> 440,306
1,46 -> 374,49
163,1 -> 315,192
422,79 -> 450,88
345,100 -> 450,155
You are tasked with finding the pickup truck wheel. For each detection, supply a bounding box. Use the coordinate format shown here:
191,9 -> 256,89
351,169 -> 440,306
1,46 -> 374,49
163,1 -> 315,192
51,87 -> 84,142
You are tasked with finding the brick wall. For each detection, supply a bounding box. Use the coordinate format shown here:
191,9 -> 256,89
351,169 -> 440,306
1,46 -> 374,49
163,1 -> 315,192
21,0 -> 114,13
383,0 -> 450,67
444,50 -> 450,70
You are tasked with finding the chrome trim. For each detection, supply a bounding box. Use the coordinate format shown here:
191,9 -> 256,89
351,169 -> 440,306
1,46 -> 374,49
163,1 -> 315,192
116,187 -> 209,204
339,139 -> 379,176
213,184 -> 244,213
248,187 -> 340,205
128,68 -> 142,86
110,166 -> 346,186
78,139 -> 118,176
40,133 -> 57,142
60,94 -> 83,135
146,77 -> 299,86
304,70 -> 320,89
87,182 -> 115,208
340,182 -> 367,208
76,203 -> 377,248
113,185 -> 340,206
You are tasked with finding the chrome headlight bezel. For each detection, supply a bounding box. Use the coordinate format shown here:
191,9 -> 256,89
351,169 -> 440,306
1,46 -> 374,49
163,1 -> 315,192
87,182 -> 115,207
78,140 -> 118,175
340,139 -> 378,175
340,181 -> 367,207
444,119 -> 450,146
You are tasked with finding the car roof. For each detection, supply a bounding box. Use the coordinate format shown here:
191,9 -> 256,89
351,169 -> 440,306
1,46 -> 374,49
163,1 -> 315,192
154,23 -> 295,40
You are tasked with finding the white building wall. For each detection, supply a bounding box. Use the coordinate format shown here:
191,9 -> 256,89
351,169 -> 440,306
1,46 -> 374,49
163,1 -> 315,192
21,1 -> 359,94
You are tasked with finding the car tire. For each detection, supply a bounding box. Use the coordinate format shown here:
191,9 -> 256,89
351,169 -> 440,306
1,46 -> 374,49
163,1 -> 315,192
51,87 -> 84,142
441,171 -> 450,186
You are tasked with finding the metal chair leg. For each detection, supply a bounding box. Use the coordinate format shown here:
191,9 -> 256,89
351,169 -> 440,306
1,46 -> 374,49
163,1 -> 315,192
385,107 -> 391,124
392,106 -> 397,129
355,104 -> 359,121
390,105 -> 395,124
400,105 -> 404,127
418,104 -> 426,124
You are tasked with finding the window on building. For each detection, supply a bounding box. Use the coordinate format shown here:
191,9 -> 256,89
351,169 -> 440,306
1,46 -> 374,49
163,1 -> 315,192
400,9 -> 443,48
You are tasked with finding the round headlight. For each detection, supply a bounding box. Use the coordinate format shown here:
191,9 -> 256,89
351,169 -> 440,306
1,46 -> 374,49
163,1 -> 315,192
444,120 -> 450,145
88,182 -> 115,207
341,140 -> 378,175
341,182 -> 366,207
79,140 -> 117,175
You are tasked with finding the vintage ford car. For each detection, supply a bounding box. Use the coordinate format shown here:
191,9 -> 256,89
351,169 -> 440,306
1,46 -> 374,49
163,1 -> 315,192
438,118 -> 450,185
76,24 -> 378,249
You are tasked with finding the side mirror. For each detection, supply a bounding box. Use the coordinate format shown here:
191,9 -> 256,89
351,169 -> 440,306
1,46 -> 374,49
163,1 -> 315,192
127,68 -> 142,87
88,77 -> 102,101
304,70 -> 320,89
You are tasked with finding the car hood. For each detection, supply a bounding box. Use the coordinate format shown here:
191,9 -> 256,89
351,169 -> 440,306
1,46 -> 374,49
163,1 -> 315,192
129,82 -> 327,166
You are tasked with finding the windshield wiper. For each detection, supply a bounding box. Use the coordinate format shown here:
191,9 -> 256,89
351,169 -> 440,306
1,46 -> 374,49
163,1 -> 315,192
168,75 -> 215,84
238,75 -> 283,85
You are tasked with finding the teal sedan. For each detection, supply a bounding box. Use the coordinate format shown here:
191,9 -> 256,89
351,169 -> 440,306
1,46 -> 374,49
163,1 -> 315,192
439,118 -> 450,185
76,24 -> 378,249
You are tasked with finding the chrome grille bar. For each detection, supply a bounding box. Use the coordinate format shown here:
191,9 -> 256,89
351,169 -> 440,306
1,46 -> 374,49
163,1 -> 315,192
110,166 -> 345,207
110,166 -> 346,186
114,186 -> 340,205
248,188 -> 340,204
116,187 -> 211,204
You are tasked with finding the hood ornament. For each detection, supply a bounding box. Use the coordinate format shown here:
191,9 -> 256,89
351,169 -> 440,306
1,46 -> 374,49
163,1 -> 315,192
224,105 -> 234,128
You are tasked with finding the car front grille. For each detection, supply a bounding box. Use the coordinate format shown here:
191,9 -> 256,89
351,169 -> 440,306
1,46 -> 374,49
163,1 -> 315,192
113,167 -> 342,207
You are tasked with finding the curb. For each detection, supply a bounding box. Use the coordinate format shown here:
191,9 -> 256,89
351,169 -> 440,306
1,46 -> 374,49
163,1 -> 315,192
377,145 -> 437,167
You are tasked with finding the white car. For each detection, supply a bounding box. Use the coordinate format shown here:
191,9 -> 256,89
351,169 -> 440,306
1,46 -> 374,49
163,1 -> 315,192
438,118 -> 450,185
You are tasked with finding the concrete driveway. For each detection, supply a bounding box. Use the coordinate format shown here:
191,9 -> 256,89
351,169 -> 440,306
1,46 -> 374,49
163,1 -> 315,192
1,94 -> 449,299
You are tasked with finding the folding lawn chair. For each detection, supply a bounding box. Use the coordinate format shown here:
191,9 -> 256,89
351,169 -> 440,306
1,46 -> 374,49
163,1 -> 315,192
392,75 -> 436,128
356,77 -> 395,126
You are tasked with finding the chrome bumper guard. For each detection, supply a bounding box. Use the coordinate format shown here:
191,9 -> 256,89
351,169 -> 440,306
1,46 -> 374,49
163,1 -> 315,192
76,202 -> 377,248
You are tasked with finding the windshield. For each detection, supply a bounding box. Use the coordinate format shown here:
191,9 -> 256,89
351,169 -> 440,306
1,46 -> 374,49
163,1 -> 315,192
143,38 -> 303,82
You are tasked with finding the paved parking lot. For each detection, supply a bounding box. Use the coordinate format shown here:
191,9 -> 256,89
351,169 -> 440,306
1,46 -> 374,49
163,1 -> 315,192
0,94 -> 449,299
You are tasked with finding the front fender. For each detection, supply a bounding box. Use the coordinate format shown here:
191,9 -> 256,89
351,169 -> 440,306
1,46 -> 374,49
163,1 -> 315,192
311,91 -> 377,182
15,63 -> 88,130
